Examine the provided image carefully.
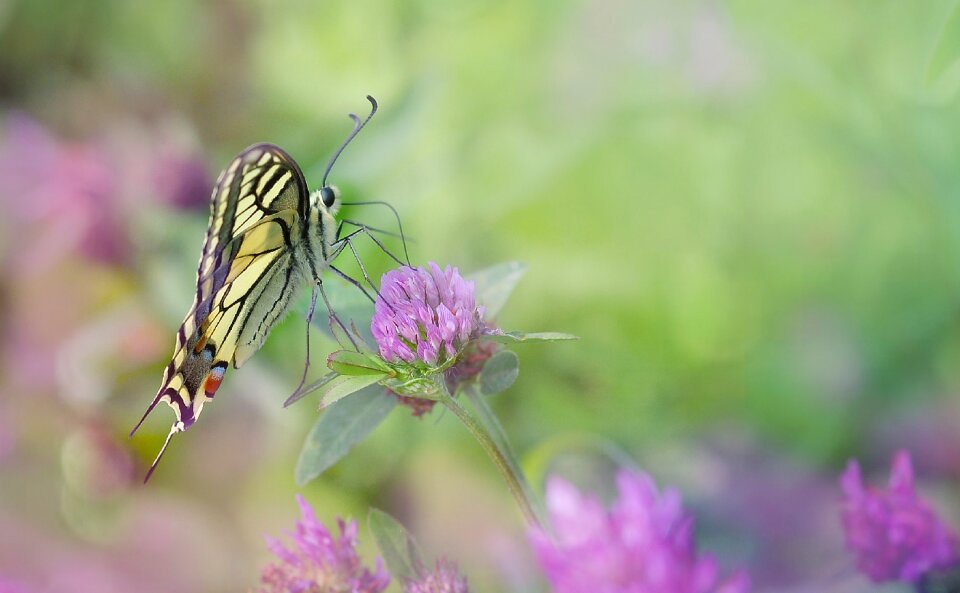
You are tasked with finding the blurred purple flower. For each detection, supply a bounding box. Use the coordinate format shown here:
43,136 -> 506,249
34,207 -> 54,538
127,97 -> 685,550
257,495 -> 390,593
0,114 -> 214,271
371,263 -> 485,366
404,559 -> 469,593
529,470 -> 751,593
0,578 -> 30,593
153,152 -> 211,210
840,450 -> 960,583
0,113 -> 123,268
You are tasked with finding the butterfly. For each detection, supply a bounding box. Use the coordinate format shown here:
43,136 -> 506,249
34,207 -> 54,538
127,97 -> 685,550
132,96 -> 398,481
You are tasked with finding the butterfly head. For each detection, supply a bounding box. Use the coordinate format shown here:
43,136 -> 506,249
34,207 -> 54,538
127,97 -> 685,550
316,185 -> 341,216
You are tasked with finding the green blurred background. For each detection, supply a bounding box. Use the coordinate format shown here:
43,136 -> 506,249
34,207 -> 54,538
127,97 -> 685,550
3,1 -> 960,591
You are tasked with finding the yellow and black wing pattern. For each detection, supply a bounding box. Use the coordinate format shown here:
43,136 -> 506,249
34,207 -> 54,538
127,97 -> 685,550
133,143 -> 310,478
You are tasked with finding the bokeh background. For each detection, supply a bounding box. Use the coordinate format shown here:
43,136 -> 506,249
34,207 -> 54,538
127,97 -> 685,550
2,1 -> 960,591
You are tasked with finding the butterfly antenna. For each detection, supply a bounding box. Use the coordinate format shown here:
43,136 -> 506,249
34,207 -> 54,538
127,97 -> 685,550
339,200 -> 411,266
143,423 -> 182,483
322,95 -> 378,188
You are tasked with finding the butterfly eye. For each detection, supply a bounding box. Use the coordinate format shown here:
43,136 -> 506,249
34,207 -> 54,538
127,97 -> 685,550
320,186 -> 336,208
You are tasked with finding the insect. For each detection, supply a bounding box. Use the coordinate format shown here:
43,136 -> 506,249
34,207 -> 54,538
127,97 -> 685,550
132,96 -> 404,481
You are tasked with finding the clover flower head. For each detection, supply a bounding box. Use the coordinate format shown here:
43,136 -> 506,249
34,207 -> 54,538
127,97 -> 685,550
372,263 -> 484,366
404,559 -> 469,593
529,470 -> 751,593
840,450 -> 960,583
257,495 -> 390,593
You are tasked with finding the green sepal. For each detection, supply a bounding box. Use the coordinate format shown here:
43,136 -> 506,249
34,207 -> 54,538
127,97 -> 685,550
327,349 -> 392,376
317,373 -> 389,409
381,374 -> 444,399
484,331 -> 579,344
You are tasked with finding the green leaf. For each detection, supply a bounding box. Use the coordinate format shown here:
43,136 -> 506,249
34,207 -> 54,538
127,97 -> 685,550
468,261 -> 527,318
485,331 -> 579,344
295,386 -> 396,486
368,509 -> 424,582
928,1 -> 960,87
479,350 -> 519,395
317,373 -> 389,408
327,349 -> 391,376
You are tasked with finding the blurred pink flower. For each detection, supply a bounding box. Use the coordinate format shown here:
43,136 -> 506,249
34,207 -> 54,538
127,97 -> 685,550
0,577 -> 30,593
0,113 -> 123,268
257,495 -> 390,593
404,559 -> 469,593
0,114 -> 213,271
153,152 -> 210,210
529,470 -> 751,593
840,450 -> 960,583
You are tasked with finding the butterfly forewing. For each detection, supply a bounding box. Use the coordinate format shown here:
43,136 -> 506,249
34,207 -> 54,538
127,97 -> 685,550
133,144 -> 312,476
196,145 -> 308,319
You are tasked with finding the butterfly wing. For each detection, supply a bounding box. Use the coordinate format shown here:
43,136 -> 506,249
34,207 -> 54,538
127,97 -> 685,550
133,144 -> 309,478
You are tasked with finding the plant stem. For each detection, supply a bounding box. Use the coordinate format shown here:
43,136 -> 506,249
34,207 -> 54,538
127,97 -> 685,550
439,387 -> 543,528
463,388 -> 545,523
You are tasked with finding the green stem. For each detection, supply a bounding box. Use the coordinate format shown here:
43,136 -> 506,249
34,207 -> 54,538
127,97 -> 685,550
439,387 -> 543,528
463,387 -> 545,523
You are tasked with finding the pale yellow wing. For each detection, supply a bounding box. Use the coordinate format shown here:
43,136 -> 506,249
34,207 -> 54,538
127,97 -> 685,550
133,144 -> 310,480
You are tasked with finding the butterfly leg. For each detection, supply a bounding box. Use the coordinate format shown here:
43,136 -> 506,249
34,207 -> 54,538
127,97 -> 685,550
330,264 -> 376,303
325,239 -> 374,303
286,285 -> 320,404
331,226 -> 363,249
338,221 -> 409,267
329,229 -> 402,317
336,219 -> 409,241
338,200 -> 411,265
328,265 -> 377,339
329,228 -> 393,308
317,278 -> 360,351
338,235 -> 402,315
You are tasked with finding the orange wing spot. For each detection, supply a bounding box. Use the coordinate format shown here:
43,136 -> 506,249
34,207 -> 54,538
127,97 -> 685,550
193,320 -> 211,354
204,366 -> 226,396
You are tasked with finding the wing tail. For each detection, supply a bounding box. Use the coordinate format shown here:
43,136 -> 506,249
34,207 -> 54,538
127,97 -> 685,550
143,422 -> 184,483
130,389 -> 167,438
